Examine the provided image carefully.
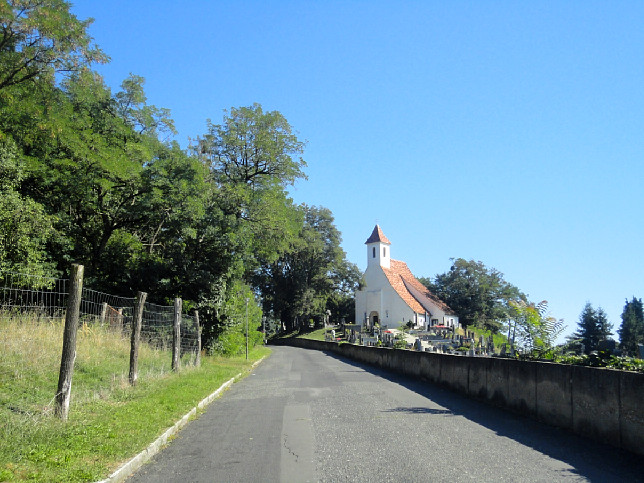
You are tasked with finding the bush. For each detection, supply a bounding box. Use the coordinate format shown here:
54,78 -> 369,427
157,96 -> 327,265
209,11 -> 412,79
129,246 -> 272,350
553,352 -> 644,373
218,330 -> 246,356
211,326 -> 264,357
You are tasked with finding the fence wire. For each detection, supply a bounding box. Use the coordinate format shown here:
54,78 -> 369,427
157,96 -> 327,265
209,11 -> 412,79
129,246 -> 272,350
0,270 -> 199,352
1,269 -> 202,413
80,288 -> 136,336
140,301 -> 200,357
0,271 -> 68,320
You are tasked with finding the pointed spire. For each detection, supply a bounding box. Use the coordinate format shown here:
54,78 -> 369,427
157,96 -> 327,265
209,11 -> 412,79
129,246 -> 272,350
365,225 -> 391,245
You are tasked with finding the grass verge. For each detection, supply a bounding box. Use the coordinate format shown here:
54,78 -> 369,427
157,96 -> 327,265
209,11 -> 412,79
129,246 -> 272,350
0,315 -> 270,482
274,326 -> 339,342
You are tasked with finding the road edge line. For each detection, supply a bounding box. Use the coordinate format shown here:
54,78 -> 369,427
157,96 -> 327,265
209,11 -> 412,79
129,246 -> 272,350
96,357 -> 266,483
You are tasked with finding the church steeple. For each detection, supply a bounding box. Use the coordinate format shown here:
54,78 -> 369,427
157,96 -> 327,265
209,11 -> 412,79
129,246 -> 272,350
365,225 -> 391,269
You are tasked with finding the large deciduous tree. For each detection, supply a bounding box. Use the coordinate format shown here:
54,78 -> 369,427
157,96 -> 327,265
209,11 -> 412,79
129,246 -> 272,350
619,297 -> 644,357
198,103 -> 306,188
196,103 -> 306,272
422,258 -> 526,332
14,72 -> 183,279
192,104 -> 308,346
254,205 -> 360,332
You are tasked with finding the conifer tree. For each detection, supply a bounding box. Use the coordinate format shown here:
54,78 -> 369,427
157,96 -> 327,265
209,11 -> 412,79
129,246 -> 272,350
573,303 -> 612,354
619,297 -> 644,356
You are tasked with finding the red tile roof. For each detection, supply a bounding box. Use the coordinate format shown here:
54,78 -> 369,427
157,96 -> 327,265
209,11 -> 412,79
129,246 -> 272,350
382,260 -> 455,316
365,225 -> 391,245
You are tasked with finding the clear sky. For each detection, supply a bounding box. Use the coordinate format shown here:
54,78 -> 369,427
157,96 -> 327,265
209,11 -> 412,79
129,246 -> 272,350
70,1 -> 643,339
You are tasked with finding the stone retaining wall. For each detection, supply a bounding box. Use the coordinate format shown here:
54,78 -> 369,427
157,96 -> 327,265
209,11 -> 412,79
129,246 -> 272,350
274,338 -> 643,456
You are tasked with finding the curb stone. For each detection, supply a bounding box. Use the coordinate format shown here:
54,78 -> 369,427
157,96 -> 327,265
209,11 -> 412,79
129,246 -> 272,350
96,357 -> 266,483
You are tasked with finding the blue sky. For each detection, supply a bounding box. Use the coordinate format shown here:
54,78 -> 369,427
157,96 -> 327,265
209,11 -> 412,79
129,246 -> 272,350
70,1 -> 643,339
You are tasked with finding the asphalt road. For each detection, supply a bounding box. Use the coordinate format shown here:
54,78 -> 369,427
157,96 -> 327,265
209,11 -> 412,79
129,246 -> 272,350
128,345 -> 644,482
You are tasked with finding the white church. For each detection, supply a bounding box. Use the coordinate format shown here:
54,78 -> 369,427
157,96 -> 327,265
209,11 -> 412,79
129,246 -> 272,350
354,225 -> 459,330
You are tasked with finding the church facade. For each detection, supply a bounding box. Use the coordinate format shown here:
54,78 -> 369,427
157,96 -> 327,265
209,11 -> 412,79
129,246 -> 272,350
354,225 -> 459,330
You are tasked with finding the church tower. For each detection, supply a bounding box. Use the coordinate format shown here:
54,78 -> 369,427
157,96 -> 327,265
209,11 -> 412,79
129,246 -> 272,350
365,225 -> 391,269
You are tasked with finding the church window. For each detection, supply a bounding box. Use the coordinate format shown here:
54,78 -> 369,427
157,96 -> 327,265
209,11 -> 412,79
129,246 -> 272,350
383,247 -> 386,257
372,247 -> 376,258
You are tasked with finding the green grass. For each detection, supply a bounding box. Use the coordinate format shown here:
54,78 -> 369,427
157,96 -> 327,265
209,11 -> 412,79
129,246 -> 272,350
295,326 -> 330,341
0,315 -> 270,482
275,326 -> 342,342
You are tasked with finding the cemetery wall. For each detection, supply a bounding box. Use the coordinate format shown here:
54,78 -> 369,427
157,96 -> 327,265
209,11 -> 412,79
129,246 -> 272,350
275,338 -> 644,455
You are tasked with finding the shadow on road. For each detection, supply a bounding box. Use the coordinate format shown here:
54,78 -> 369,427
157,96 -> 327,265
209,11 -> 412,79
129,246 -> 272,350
322,350 -> 644,482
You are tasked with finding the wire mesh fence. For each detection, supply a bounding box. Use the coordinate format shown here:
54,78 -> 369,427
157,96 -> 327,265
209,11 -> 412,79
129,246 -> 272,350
0,267 -> 201,419
80,287 -> 136,336
0,271 -> 68,320
140,301 -> 200,362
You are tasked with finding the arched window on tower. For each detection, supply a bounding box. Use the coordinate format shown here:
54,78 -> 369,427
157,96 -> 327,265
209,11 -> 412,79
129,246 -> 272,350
372,247 -> 376,258
383,247 -> 386,257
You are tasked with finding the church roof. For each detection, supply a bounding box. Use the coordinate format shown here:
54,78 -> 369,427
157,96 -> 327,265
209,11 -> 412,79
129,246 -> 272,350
382,260 -> 455,315
365,225 -> 391,245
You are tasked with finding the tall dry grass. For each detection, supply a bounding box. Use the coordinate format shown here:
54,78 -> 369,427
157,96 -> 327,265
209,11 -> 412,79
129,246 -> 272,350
0,313 -> 177,419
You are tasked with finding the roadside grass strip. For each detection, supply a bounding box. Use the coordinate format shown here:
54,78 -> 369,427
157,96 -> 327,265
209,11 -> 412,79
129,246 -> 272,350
99,357 -> 266,483
0,315 -> 270,482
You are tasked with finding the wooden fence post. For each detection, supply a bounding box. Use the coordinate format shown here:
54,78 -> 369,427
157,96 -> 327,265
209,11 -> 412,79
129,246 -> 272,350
129,291 -> 147,385
55,264 -> 84,420
172,297 -> 181,372
194,310 -> 201,367
99,302 -> 108,325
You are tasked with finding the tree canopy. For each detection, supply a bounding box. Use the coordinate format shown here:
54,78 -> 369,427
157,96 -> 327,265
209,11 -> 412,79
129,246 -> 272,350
253,205 -> 360,333
421,258 -> 526,332
0,0 -> 107,90
0,2 -> 359,356
508,300 -> 564,357
570,302 -> 613,354
0,136 -> 54,276
619,297 -> 644,356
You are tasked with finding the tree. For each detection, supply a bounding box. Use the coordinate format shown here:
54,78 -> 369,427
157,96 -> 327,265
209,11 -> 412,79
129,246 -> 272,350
181,104 -> 309,347
572,303 -> 613,354
0,135 -> 54,276
4,71 -> 190,286
423,258 -> 526,332
254,205 -> 358,332
508,300 -> 565,358
195,103 -> 306,272
619,297 -> 644,356
0,0 -> 107,90
197,103 -> 306,189
94,141 -> 209,295
326,256 -> 361,325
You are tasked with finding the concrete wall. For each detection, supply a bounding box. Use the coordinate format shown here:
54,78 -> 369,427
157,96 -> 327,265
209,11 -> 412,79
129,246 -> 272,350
274,338 -> 643,456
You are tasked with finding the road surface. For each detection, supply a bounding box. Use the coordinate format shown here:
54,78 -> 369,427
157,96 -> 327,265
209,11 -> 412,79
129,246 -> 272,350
128,345 -> 644,482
